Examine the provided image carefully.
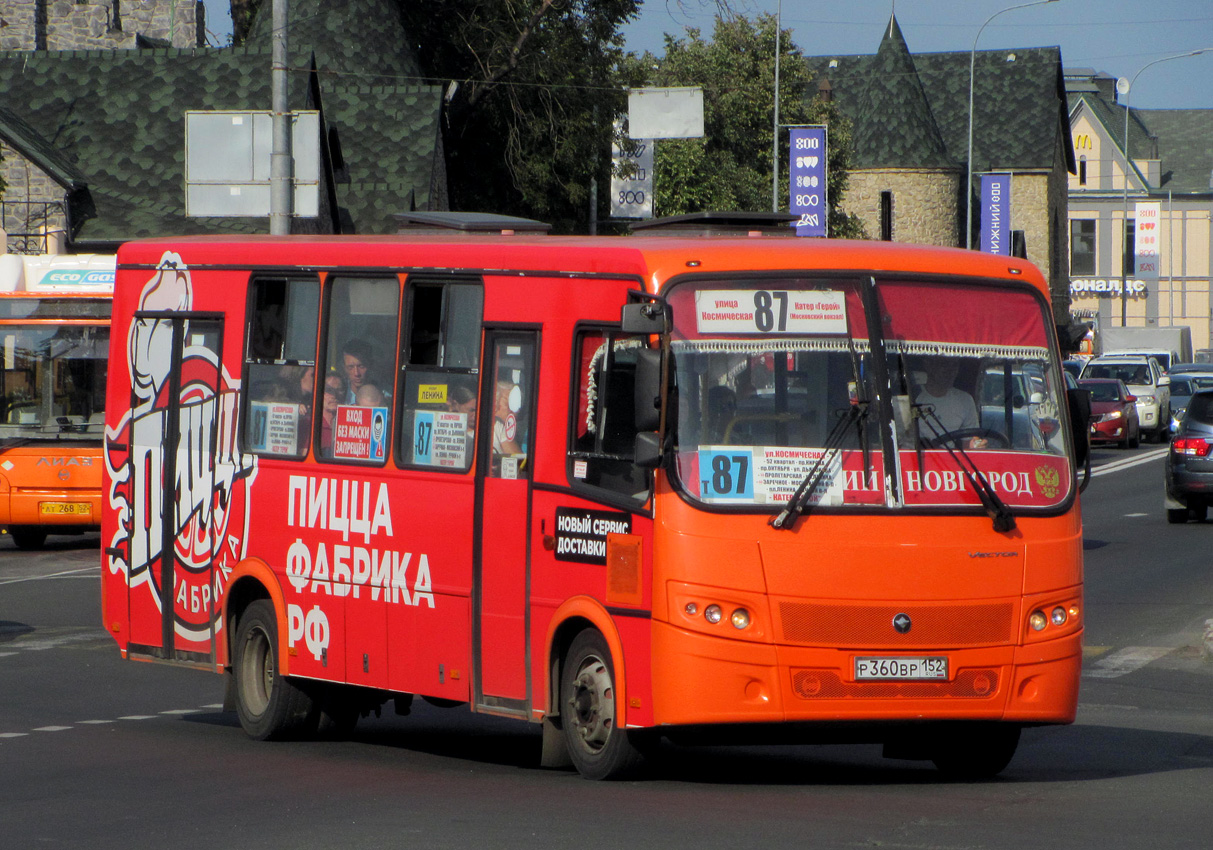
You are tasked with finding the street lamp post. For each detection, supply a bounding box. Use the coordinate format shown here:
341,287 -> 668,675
965,0 -> 1058,251
1117,48 -> 1210,325
771,0 -> 782,213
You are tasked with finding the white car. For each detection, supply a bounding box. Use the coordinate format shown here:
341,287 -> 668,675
1080,355 -> 1171,441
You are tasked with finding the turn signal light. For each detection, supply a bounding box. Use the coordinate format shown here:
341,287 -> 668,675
1173,437 -> 1212,457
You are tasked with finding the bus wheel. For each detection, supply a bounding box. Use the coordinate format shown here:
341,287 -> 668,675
9,527 -> 47,550
233,600 -> 316,740
560,629 -> 646,780
930,724 -> 1020,780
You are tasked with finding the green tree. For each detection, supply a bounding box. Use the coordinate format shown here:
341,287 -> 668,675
398,0 -> 640,231
619,14 -> 864,237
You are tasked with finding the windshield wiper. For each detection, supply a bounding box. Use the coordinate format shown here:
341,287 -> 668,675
914,405 -> 1017,533
770,402 -> 867,531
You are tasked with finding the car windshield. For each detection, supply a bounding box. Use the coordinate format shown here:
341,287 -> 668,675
1185,393 -> 1213,426
1083,382 -> 1123,402
0,323 -> 109,440
664,277 -> 1072,513
1085,363 -> 1152,385
1170,376 -> 1213,397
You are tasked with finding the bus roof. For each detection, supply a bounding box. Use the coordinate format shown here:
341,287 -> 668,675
115,234 -> 1048,298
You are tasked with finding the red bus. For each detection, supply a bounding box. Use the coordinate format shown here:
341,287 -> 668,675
101,216 -> 1086,779
1,253 -> 113,549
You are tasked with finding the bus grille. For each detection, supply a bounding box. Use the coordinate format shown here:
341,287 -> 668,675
778,601 -> 1015,647
791,668 -> 1000,700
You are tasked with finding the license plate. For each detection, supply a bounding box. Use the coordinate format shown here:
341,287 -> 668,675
39,502 -> 90,516
855,656 -> 948,681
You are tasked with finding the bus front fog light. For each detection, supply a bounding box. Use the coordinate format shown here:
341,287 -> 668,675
730,608 -> 751,630
704,604 -> 723,624
1051,606 -> 1068,626
1029,610 -> 1048,632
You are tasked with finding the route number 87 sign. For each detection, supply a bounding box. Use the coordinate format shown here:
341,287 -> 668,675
694,289 -> 847,335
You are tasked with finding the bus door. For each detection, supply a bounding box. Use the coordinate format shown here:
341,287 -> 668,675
474,331 -> 538,710
126,313 -> 224,665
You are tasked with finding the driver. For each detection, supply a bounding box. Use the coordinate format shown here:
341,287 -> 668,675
915,356 -> 986,448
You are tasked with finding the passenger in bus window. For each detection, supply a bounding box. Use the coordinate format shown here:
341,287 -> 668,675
914,356 -> 986,447
296,365 -> 315,449
492,379 -> 522,456
320,371 -> 344,455
341,338 -> 378,403
356,383 -> 386,408
447,377 -> 478,435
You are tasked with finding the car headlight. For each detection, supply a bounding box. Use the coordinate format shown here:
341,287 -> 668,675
1106,410 -> 1122,420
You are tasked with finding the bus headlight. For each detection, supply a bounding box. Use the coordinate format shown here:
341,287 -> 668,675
730,608 -> 751,630
1051,606 -> 1068,626
704,604 -> 723,624
1029,610 -> 1048,631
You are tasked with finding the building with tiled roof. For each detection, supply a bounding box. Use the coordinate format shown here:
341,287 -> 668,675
806,14 -> 1075,318
0,0 -> 445,253
1066,69 -> 1213,351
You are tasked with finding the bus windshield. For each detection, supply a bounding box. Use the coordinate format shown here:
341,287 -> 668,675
666,276 -> 1072,513
0,323 -> 109,439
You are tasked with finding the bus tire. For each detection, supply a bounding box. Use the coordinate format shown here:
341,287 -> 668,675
930,723 -> 1020,780
560,629 -> 646,780
9,526 -> 48,550
232,600 -> 316,740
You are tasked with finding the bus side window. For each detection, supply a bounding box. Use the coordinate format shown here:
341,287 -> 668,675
568,330 -> 651,503
242,276 -> 319,458
318,275 -> 400,464
398,280 -> 483,471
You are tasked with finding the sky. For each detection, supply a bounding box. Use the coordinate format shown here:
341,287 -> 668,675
622,0 -> 1213,109
199,0 -> 1213,110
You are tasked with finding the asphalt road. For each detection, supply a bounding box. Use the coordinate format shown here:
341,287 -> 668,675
3,445 -> 1213,849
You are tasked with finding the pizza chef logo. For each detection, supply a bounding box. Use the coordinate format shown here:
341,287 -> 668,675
105,252 -> 257,643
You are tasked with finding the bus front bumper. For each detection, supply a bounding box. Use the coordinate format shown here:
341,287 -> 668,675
648,620 -> 1081,728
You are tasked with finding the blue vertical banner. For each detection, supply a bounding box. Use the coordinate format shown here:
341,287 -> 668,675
789,126 -> 828,237
979,173 -> 1011,255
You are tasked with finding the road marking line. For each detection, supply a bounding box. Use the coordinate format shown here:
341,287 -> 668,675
0,567 -> 98,587
77,719 -> 114,725
1085,646 -> 1172,678
118,715 -> 155,721
160,709 -> 202,715
1090,447 -> 1168,477
1082,645 -> 1112,657
1125,512 -> 1148,517
0,732 -> 29,738
33,726 -> 73,732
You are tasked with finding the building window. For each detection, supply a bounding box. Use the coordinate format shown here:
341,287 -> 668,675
1078,157 -> 1087,186
879,191 -> 893,241
1070,220 -> 1096,276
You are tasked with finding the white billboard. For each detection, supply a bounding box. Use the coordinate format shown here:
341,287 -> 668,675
627,87 -> 704,139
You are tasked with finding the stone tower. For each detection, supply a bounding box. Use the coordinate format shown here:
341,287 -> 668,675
0,0 -> 205,51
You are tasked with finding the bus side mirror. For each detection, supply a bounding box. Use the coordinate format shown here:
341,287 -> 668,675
634,347 -> 663,432
1067,387 -> 1092,468
633,431 -> 663,469
622,302 -> 668,335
